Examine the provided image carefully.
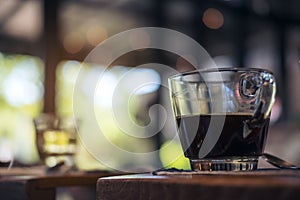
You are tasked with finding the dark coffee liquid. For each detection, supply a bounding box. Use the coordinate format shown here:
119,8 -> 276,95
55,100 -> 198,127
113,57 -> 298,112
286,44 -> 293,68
176,114 -> 270,159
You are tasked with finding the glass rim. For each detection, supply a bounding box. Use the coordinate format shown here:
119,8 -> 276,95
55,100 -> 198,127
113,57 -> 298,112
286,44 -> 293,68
168,67 -> 274,81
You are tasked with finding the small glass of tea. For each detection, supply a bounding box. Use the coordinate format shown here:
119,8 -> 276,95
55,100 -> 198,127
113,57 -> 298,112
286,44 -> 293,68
33,114 -> 79,169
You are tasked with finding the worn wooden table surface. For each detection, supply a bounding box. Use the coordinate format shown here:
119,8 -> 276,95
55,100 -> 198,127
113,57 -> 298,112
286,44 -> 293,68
97,170 -> 300,200
0,168 -> 121,200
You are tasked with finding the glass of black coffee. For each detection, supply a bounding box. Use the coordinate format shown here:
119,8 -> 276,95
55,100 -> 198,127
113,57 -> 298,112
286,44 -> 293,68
168,68 -> 276,171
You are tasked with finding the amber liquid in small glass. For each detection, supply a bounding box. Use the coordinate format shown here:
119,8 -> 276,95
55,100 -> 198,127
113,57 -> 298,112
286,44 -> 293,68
36,129 -> 76,166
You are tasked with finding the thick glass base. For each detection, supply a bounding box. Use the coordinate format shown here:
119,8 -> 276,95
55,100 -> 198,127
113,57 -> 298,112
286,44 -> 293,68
190,156 -> 258,171
44,155 -> 75,168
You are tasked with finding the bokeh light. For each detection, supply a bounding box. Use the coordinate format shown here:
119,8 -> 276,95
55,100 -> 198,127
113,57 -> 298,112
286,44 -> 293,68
202,8 -> 224,30
2,59 -> 43,107
86,25 -> 108,46
63,32 -> 85,54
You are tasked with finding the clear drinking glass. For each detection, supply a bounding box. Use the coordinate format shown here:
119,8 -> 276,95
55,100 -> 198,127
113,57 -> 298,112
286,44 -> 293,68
33,114 -> 78,168
168,68 -> 276,171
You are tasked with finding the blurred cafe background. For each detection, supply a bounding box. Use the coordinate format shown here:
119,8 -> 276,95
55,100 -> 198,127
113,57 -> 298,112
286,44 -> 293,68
0,0 -> 300,171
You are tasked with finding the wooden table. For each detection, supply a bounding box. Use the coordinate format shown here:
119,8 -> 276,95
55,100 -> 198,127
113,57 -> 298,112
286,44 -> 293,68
0,168 -> 120,200
97,170 -> 300,200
